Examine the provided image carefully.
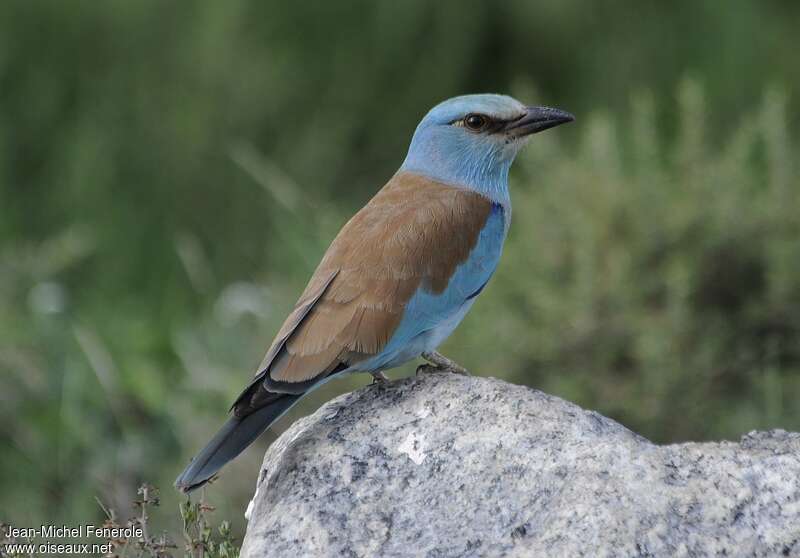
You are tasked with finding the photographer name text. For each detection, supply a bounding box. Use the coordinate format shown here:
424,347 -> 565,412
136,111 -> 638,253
6,524 -> 142,540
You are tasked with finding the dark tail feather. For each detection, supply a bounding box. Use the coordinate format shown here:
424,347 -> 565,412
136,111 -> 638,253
175,394 -> 301,492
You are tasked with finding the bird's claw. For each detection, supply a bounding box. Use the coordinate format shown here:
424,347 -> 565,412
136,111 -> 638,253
417,352 -> 471,376
415,363 -> 441,376
370,371 -> 390,386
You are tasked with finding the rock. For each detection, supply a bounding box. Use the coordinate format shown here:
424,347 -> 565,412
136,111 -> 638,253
240,373 -> 800,557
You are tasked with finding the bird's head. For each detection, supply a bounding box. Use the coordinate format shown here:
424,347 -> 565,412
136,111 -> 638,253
401,94 -> 573,202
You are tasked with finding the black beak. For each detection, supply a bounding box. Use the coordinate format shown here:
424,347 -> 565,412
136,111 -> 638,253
504,106 -> 575,136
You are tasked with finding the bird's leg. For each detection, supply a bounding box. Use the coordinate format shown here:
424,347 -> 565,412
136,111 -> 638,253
370,371 -> 390,385
416,351 -> 471,376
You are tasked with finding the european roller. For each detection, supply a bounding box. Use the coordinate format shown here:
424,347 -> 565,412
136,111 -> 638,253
175,94 -> 573,491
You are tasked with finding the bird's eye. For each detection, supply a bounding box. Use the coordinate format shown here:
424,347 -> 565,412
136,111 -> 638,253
464,113 -> 488,131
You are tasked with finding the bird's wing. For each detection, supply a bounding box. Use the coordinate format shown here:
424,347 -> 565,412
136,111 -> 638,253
232,171 -> 499,415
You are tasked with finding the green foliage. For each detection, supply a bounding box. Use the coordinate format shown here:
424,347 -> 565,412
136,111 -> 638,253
179,496 -> 239,558
1,0 -> 799,547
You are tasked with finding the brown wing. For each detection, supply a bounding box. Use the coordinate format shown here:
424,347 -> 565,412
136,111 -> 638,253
232,171 -> 493,416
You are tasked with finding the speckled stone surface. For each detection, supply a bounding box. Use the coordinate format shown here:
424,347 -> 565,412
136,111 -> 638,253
240,373 -> 800,558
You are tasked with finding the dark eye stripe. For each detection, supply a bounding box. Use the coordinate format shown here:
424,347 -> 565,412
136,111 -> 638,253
450,113 -> 513,133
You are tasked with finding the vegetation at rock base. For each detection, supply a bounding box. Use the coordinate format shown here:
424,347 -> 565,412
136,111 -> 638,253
1,485 -> 239,558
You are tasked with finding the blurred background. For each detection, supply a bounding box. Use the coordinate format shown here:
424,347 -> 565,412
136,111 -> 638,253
2,0 -> 799,546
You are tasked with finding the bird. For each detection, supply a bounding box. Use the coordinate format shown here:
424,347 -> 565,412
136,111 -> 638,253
175,94 -> 573,492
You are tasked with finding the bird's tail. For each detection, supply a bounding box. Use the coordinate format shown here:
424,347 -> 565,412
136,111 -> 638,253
174,394 -> 301,492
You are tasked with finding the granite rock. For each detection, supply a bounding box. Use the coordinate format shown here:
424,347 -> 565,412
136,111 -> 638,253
240,373 -> 800,557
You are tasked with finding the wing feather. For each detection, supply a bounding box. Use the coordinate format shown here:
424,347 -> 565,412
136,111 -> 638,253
233,172 -> 494,414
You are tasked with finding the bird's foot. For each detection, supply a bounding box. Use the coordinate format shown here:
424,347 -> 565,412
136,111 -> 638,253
370,371 -> 390,386
416,351 -> 471,376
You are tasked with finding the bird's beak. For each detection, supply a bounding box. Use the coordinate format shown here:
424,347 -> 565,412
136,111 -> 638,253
504,106 -> 575,136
